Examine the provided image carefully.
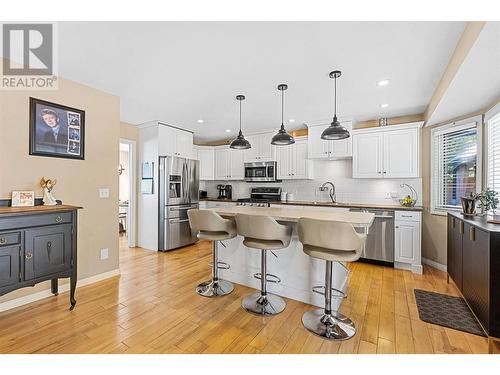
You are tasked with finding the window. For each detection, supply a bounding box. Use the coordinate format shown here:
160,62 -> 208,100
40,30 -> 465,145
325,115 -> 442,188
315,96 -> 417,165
431,117 -> 482,214
487,106 -> 500,195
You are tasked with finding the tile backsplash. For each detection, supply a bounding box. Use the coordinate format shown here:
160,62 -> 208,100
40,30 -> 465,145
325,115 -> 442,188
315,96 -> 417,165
200,159 -> 423,206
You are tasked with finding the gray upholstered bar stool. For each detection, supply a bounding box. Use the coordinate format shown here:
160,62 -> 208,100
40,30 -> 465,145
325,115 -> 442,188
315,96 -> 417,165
298,218 -> 366,340
235,213 -> 292,316
188,209 -> 236,297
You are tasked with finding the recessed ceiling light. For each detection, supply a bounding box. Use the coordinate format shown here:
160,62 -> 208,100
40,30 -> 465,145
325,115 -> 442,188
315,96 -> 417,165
289,118 -> 295,123
225,129 -> 231,133
377,79 -> 390,87
197,119 -> 204,123
380,103 -> 389,108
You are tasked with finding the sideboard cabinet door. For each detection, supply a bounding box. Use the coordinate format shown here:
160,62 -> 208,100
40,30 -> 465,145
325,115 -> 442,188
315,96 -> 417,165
0,245 -> 20,288
24,224 -> 72,280
462,223 -> 490,330
447,215 -> 463,291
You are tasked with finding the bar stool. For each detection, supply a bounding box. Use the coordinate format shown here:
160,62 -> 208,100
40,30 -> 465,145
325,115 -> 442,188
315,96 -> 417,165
235,213 -> 292,316
187,209 -> 236,297
298,218 -> 366,340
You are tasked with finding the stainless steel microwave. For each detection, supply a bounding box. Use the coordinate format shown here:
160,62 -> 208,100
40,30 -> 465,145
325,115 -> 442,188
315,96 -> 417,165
244,161 -> 278,182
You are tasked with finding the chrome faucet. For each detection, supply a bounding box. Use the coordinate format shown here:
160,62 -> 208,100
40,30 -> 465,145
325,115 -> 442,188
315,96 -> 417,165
319,181 -> 336,203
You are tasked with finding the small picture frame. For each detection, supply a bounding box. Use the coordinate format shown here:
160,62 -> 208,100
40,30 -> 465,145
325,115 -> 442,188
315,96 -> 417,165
11,191 -> 35,207
141,179 -> 154,194
142,162 -> 154,179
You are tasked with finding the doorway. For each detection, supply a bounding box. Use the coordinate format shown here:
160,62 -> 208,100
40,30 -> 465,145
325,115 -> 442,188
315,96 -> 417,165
119,139 -> 137,248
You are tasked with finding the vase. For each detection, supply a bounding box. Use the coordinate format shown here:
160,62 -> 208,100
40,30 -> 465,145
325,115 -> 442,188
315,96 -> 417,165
461,196 -> 476,216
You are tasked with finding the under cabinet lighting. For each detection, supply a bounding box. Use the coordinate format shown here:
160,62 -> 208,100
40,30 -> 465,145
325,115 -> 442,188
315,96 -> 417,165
377,79 -> 390,87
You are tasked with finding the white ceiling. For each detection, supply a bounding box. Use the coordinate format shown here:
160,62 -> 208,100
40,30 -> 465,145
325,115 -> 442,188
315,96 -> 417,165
426,22 -> 500,126
56,22 -> 466,140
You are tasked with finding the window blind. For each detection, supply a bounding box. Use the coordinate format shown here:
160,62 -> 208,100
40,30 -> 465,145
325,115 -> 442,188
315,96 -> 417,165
432,123 -> 478,211
487,112 -> 500,195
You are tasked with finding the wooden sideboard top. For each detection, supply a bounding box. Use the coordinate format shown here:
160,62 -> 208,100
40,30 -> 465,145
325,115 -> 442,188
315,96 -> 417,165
0,204 -> 82,216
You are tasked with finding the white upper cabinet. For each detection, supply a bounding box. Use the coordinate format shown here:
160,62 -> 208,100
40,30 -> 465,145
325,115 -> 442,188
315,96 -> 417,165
352,122 -> 422,179
215,148 -> 229,180
307,120 -> 353,159
214,146 -> 244,180
158,124 -> 193,158
229,149 -> 245,180
352,132 -> 384,178
194,146 -> 215,180
243,132 -> 276,162
276,137 -> 313,180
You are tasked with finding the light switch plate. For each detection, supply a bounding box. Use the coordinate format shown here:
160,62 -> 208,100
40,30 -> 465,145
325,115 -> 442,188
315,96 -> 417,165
99,188 -> 110,198
100,248 -> 109,260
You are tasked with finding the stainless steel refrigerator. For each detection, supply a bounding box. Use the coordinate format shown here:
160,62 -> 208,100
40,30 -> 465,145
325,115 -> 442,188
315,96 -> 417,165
158,156 -> 199,251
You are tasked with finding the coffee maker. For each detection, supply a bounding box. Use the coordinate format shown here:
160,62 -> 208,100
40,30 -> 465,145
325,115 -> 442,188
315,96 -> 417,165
217,184 -> 232,200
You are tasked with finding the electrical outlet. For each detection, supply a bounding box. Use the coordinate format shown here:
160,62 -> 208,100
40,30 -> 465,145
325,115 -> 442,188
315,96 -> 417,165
100,248 -> 109,260
99,188 -> 110,198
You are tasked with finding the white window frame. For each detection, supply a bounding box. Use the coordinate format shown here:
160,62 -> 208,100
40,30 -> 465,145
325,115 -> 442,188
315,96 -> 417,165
430,115 -> 482,216
485,102 -> 500,194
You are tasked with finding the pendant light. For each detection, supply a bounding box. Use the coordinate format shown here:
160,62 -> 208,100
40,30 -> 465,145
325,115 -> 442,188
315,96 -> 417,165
230,95 -> 251,150
271,84 -> 295,146
321,70 -> 350,140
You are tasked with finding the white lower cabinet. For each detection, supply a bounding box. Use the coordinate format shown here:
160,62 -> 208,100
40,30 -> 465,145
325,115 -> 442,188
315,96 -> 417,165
394,210 -> 422,274
214,147 -> 244,180
276,137 -> 313,179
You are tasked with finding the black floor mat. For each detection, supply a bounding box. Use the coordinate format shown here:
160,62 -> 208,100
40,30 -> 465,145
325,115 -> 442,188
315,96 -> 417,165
414,289 -> 486,337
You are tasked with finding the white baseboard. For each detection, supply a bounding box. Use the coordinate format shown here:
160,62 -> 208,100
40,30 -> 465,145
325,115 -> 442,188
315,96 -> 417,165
0,268 -> 120,313
422,257 -> 447,272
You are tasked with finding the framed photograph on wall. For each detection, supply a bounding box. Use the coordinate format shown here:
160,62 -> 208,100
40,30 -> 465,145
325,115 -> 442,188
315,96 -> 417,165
11,191 -> 35,207
29,97 -> 85,160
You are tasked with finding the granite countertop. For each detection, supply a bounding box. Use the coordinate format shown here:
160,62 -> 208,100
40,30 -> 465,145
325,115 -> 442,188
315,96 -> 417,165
200,197 -> 422,211
207,205 -> 375,226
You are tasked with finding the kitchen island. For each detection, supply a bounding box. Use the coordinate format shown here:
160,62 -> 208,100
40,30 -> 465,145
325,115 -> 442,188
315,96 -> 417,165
206,205 -> 374,309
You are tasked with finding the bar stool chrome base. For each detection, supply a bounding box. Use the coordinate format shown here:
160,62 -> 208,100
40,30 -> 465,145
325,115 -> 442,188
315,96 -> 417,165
196,279 -> 234,297
242,292 -> 286,316
302,309 -> 356,340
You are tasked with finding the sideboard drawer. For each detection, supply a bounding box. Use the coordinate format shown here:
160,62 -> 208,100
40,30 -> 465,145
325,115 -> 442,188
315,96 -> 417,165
0,231 -> 21,247
0,212 -> 72,230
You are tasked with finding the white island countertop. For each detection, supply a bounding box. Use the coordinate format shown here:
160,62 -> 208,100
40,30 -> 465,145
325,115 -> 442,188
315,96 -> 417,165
206,205 -> 375,227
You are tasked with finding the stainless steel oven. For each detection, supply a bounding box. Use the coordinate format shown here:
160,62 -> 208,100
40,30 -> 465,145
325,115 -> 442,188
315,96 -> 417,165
244,161 -> 278,182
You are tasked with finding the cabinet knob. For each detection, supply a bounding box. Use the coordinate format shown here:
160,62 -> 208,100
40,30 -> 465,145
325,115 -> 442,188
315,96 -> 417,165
25,252 -> 33,260
55,216 -> 63,223
0,238 -> 6,244
395,226 -> 399,228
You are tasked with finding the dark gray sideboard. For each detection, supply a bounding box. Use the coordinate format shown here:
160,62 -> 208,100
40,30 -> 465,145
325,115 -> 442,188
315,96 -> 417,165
0,205 -> 81,310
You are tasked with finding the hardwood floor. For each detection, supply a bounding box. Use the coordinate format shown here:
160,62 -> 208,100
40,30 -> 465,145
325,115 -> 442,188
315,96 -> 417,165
0,236 -> 488,354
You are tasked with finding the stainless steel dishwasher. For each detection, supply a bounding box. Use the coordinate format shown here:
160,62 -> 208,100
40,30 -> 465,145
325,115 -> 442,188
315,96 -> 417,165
349,208 -> 394,266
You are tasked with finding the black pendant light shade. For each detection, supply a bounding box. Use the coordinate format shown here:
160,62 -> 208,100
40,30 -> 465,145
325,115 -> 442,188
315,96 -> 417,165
271,84 -> 295,146
321,70 -> 350,140
230,95 -> 251,150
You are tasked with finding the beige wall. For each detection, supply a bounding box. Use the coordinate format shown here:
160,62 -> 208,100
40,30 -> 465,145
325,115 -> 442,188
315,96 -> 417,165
421,125 -> 448,264
120,122 -> 139,141
0,64 -> 120,303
